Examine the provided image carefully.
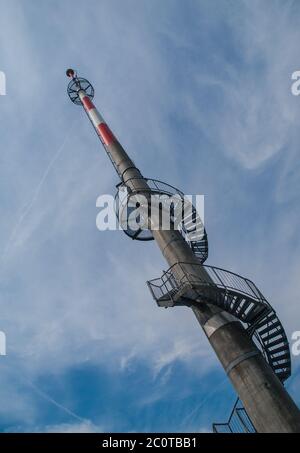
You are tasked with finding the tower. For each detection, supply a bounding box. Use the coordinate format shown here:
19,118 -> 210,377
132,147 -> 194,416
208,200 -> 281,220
66,69 -> 300,433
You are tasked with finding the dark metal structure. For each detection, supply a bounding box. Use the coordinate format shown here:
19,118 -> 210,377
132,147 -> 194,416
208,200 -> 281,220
213,399 -> 256,433
147,262 -> 291,382
66,69 -> 300,433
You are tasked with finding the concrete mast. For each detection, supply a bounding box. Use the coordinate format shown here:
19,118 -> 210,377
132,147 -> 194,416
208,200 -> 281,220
66,69 -> 300,433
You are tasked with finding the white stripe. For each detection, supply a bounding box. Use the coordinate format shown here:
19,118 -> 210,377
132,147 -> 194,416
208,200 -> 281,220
88,108 -> 105,127
203,311 -> 237,338
78,90 -> 105,126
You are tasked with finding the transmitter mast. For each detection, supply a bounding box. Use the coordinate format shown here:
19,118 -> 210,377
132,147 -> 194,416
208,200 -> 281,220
66,69 -> 300,432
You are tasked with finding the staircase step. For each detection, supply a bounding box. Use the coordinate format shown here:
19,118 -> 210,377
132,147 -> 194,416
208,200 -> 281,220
191,244 -> 204,250
264,336 -> 285,348
258,320 -> 281,337
255,312 -> 277,329
244,306 -> 269,323
191,241 -> 205,247
268,344 -> 289,355
230,296 -> 244,314
259,329 -> 283,341
237,300 -> 253,318
276,371 -> 290,381
183,220 -> 197,229
273,361 -> 290,371
189,239 -> 205,246
191,241 -> 206,247
185,230 -> 198,237
271,353 -> 290,363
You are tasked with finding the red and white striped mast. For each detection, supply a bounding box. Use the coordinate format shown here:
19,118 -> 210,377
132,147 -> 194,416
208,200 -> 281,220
66,68 -> 144,185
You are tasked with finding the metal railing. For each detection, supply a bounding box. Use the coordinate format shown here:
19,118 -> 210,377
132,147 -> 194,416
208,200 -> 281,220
115,178 -> 208,263
116,177 -> 186,198
148,262 -> 269,306
147,269 -> 177,302
213,399 -> 256,433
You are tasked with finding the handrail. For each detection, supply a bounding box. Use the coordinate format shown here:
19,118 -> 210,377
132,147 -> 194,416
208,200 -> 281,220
149,262 -> 269,306
117,177 -> 185,198
212,399 -> 256,433
115,179 -> 208,263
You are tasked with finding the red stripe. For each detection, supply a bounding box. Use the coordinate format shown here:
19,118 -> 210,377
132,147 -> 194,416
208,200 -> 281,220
82,96 -> 95,111
97,123 -> 116,146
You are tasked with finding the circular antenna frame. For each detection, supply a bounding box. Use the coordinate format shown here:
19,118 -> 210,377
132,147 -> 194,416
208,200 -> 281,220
67,77 -> 94,105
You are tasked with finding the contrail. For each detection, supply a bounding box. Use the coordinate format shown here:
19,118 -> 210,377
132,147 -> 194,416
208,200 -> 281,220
180,376 -> 229,429
1,358 -> 99,432
0,118 -> 101,431
26,381 -> 94,426
0,120 -> 78,266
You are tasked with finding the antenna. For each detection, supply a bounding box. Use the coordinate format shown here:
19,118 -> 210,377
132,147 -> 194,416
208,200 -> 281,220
66,70 -> 300,433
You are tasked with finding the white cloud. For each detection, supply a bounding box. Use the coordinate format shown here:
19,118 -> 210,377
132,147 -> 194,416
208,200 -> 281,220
183,0 -> 300,171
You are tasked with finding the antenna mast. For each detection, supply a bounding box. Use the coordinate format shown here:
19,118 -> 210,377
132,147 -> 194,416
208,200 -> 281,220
66,69 -> 300,433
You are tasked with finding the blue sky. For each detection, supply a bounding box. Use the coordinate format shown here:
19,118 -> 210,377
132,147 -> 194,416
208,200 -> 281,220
0,0 -> 300,432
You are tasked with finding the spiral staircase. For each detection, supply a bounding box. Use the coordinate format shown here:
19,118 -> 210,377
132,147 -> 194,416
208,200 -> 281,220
147,260 -> 291,432
115,177 -> 208,262
116,177 -> 291,433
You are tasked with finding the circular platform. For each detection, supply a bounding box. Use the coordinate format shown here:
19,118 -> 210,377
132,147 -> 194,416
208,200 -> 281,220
115,177 -> 208,263
67,77 -> 94,105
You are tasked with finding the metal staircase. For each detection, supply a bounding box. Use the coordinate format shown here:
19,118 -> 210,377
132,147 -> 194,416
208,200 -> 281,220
147,262 -> 291,432
115,177 -> 208,263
